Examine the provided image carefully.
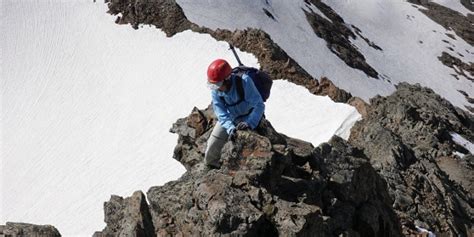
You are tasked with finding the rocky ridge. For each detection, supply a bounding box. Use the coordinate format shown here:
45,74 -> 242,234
98,1 -> 474,236
349,83 -> 474,236
95,107 -> 402,236
95,83 -> 473,236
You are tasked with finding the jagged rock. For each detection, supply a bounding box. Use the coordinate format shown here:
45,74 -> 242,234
96,83 -> 474,236
101,3 -> 474,235
106,0 -> 192,36
0,222 -> 61,237
348,96 -> 369,119
313,77 -> 353,103
303,0 -> 380,79
94,191 -> 155,237
98,105 -> 402,236
438,51 -> 474,82
349,82 -> 474,236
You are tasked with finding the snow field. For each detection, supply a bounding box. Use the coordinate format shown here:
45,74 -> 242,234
322,0 -> 474,110
1,1 -> 359,235
176,0 -> 474,110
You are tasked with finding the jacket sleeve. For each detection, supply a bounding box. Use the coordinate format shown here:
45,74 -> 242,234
211,91 -> 236,134
242,74 -> 265,129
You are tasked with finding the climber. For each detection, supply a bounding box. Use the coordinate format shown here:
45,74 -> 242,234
204,59 -> 265,169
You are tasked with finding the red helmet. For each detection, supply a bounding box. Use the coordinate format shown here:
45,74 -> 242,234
207,59 -> 232,84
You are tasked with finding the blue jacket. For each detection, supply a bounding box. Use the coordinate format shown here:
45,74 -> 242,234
211,73 -> 265,134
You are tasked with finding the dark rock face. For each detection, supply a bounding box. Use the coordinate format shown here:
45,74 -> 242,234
0,222 -> 61,237
438,51 -> 474,83
461,0 -> 474,11
105,0 -> 353,103
350,83 -> 474,236
303,0 -> 380,79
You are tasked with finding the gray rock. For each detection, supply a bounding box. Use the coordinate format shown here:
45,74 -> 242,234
349,83 -> 474,236
0,222 -> 61,237
94,191 -> 155,237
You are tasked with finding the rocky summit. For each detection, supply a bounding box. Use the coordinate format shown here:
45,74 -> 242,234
94,83 -> 473,236
94,109 -> 401,236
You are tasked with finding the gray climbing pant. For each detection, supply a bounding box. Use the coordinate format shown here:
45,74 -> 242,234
204,122 -> 228,168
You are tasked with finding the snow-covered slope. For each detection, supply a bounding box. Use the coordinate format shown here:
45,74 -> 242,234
176,0 -> 473,110
1,1 -> 359,235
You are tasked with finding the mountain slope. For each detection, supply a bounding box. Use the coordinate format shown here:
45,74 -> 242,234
1,1 -> 359,235
94,83 -> 473,236
109,0 -> 473,111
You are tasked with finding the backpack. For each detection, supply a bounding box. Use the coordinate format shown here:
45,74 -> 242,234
220,66 -> 273,106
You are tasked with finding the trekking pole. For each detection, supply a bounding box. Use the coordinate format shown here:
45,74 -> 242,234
229,43 -> 243,66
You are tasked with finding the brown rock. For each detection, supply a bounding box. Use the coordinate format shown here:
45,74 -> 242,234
93,191 -> 155,237
0,222 -> 61,237
348,96 -> 369,119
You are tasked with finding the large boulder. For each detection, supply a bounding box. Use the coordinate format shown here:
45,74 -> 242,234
93,191 -> 155,237
0,222 -> 61,237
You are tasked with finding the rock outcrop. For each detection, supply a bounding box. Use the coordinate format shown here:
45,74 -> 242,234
0,222 -> 61,237
350,83 -> 474,236
93,191 -> 155,237
96,83 -> 473,236
95,106 -> 403,236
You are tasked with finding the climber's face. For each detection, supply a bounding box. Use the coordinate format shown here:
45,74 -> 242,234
217,76 -> 232,92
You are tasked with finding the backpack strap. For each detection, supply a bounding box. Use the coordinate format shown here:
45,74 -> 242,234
235,76 -> 245,102
219,75 -> 245,107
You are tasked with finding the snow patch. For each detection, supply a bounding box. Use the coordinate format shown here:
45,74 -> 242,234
415,226 -> 436,237
266,81 -> 361,145
450,132 -> 474,154
453,151 -> 466,158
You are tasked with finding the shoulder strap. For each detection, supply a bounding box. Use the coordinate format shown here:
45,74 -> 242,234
220,75 -> 245,107
235,75 -> 245,102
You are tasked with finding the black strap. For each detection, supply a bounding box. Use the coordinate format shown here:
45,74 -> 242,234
219,75 -> 245,107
